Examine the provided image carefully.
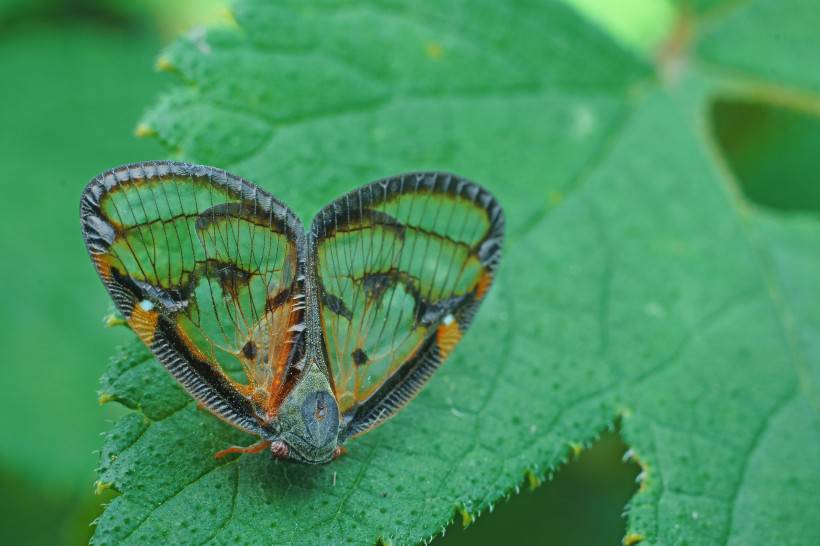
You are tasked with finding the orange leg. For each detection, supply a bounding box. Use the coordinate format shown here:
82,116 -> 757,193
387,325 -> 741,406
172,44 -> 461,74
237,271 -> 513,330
332,446 -> 347,460
214,439 -> 271,459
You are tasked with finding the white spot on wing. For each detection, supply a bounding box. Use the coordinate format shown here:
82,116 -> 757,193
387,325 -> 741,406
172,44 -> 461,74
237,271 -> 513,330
139,299 -> 154,312
443,314 -> 454,325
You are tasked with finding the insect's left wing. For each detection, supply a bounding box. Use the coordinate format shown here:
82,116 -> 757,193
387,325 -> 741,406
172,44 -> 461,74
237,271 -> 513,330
310,172 -> 504,439
81,161 -> 305,434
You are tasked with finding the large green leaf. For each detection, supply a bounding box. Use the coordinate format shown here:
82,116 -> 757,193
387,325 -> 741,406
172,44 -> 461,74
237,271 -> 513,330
92,1 -> 819,544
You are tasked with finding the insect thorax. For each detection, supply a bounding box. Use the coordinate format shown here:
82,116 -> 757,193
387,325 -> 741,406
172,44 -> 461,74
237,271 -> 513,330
268,359 -> 340,464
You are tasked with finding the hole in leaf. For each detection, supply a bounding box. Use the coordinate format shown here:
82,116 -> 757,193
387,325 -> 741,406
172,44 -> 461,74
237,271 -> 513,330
712,99 -> 820,214
435,430 -> 639,546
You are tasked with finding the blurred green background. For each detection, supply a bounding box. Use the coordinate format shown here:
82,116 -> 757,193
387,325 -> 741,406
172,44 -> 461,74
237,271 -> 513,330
2,1 -> 812,544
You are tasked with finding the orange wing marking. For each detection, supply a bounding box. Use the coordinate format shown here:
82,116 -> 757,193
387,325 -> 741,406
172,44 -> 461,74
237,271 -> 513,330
263,296 -> 305,417
474,270 -> 492,301
436,315 -> 462,360
128,300 -> 159,343
94,254 -> 113,281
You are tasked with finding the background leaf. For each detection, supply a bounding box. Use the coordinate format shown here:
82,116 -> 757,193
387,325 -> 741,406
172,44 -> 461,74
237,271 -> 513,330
0,17 -> 164,490
91,1 -> 819,545
0,10 -> 167,545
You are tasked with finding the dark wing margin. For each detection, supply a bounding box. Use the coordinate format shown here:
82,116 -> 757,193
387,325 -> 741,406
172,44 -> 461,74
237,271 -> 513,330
309,172 -> 504,440
80,161 -> 305,434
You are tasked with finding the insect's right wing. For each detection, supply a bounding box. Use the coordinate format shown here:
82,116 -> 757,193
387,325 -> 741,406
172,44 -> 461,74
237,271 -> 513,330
81,161 -> 306,434
310,172 -> 504,439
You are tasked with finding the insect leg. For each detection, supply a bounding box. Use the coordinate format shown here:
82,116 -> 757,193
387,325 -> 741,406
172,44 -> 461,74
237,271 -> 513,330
214,439 -> 271,458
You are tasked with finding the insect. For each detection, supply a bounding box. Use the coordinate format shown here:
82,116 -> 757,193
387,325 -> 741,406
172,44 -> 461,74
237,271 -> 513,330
81,162 -> 504,464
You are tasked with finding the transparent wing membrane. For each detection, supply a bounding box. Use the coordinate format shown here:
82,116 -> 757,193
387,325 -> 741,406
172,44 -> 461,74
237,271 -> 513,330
310,172 -> 504,437
81,162 -> 305,431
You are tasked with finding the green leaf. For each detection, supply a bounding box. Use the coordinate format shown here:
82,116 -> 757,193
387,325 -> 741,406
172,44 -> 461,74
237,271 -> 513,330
698,0 -> 820,93
0,20 -> 165,490
93,1 -> 820,544
712,99 -> 820,213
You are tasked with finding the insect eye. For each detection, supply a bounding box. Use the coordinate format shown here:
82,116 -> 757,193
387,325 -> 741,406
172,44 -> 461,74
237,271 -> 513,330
301,391 -> 339,447
314,398 -> 327,420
